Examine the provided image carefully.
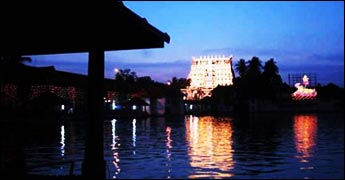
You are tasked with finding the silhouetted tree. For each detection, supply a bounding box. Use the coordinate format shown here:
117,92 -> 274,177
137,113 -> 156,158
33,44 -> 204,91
263,58 -> 279,76
235,59 -> 247,78
165,77 -> 190,99
233,57 -> 285,100
147,82 -> 166,98
115,68 -> 137,83
114,69 -> 138,100
247,56 -> 262,78
262,58 -> 283,99
316,83 -> 343,101
246,56 -> 263,97
169,76 -> 190,89
137,76 -> 154,88
211,85 -> 236,113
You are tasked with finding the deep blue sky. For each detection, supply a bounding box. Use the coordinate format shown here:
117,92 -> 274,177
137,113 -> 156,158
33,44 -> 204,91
27,1 -> 344,87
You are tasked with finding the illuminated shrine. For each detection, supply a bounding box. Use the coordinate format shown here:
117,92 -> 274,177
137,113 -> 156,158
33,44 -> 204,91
181,55 -> 234,100
292,75 -> 317,100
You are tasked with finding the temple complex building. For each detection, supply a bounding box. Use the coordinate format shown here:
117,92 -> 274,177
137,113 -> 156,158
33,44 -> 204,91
181,55 -> 235,100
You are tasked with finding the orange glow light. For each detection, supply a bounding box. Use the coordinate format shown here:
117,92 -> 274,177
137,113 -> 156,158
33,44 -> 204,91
185,116 -> 235,178
294,114 -> 318,162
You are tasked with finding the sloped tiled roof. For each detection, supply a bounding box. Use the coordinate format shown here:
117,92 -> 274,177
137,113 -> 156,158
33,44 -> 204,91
0,1 -> 170,56
1,64 -> 118,90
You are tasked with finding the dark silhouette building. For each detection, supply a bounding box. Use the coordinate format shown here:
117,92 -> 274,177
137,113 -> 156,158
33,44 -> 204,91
1,1 -> 170,179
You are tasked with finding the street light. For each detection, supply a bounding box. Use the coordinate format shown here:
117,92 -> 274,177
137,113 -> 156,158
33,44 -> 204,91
114,68 -> 120,80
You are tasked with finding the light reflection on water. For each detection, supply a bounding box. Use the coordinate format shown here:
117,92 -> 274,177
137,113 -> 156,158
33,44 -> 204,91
132,118 -> 136,154
185,116 -> 235,178
294,114 -> 318,179
111,119 -> 120,178
294,114 -> 317,162
166,126 -> 172,179
17,113 -> 343,179
60,125 -> 65,158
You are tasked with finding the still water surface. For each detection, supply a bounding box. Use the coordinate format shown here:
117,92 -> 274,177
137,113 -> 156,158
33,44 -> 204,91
22,113 -> 344,179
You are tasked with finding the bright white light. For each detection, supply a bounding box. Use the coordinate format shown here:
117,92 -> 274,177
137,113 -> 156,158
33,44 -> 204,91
112,100 -> 116,110
111,119 -> 117,150
60,125 -> 65,157
132,105 -> 137,110
111,118 -> 121,177
132,119 -> 136,151
61,104 -> 65,110
189,104 -> 193,110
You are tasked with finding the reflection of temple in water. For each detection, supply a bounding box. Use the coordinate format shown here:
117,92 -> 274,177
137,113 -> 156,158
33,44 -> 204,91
185,115 -> 235,178
181,55 -> 234,100
294,114 -> 318,163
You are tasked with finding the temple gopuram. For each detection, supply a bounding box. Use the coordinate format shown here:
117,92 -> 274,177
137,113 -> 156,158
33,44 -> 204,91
181,55 -> 234,100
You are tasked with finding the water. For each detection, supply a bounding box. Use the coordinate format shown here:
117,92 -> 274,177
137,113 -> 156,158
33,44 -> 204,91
6,113 -> 344,178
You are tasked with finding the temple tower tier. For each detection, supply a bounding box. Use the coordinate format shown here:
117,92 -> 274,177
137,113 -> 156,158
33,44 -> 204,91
181,55 -> 234,100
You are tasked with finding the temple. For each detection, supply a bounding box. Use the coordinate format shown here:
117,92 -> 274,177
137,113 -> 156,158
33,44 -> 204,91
181,55 -> 234,100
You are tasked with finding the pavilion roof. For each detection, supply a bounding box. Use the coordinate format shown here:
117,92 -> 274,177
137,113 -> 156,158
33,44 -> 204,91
0,1 -> 170,56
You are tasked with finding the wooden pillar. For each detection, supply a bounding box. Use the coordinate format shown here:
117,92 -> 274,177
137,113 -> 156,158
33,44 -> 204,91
82,49 -> 106,179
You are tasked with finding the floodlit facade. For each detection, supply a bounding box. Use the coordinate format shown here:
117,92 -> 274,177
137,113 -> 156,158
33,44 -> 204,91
182,55 -> 234,100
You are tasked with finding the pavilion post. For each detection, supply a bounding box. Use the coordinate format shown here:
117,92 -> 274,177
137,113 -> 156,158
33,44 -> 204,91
82,49 -> 106,179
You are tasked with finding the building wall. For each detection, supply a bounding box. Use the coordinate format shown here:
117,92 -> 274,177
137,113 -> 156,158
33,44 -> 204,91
1,83 -> 87,113
150,98 -> 165,116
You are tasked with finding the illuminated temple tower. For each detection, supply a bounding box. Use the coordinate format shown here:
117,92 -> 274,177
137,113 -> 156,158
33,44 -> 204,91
182,55 -> 235,100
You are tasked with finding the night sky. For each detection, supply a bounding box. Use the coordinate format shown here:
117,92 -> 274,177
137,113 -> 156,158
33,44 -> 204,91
27,1 -> 344,87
